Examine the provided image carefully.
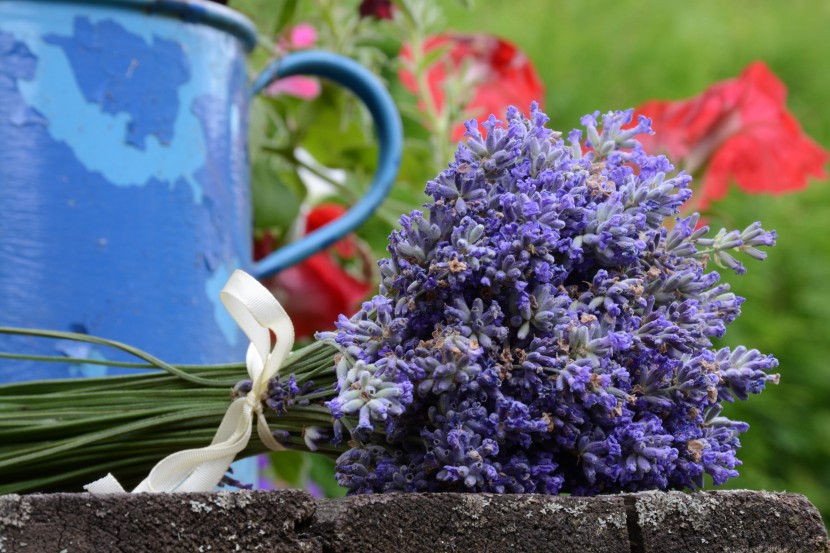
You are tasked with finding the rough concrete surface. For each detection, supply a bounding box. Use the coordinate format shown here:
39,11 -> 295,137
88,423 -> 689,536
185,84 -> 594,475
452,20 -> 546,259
629,490 -> 830,553
0,489 -> 318,553
309,492 -> 630,553
0,489 -> 826,552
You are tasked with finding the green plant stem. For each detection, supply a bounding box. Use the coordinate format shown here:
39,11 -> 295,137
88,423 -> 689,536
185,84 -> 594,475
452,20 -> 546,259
0,339 -> 345,494
262,145 -> 361,204
0,352 -> 247,371
406,32 -> 453,171
0,327 -> 237,388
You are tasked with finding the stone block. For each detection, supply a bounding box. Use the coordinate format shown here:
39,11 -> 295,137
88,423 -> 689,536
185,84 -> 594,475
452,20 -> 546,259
309,493 -> 630,553
628,490 -> 829,553
0,490 -> 318,553
1,489 -> 826,552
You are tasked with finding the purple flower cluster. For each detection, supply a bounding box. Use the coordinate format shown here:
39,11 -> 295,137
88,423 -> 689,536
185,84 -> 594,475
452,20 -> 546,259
322,105 -> 779,495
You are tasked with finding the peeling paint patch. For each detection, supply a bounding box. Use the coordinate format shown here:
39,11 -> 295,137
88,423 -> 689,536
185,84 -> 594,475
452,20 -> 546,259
4,9 -> 211,202
45,17 -> 188,149
0,6 -> 251,379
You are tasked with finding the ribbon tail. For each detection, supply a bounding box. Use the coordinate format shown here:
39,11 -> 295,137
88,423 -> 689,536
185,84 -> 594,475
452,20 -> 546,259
257,411 -> 286,451
84,473 -> 127,494
134,399 -> 251,493
84,270 -> 297,494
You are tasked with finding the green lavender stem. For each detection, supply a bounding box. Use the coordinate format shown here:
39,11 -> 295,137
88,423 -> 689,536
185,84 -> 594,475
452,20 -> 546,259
0,329 -> 345,494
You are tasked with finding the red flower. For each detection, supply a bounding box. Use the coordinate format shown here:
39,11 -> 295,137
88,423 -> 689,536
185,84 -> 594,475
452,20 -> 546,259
359,0 -> 394,20
255,205 -> 373,340
399,34 -> 544,140
635,62 -> 828,209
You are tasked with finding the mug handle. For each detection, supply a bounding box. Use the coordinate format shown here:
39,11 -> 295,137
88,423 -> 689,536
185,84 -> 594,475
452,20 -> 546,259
249,51 -> 403,279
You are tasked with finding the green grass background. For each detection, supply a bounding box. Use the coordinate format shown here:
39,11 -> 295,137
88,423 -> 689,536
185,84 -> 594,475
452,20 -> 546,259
444,0 -> 830,518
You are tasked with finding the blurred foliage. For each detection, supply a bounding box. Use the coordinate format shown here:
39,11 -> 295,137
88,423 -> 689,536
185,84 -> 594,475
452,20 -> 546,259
264,450 -> 347,498
233,0 -> 456,495
236,0 -> 450,253
232,0 -> 830,518
441,0 -> 830,521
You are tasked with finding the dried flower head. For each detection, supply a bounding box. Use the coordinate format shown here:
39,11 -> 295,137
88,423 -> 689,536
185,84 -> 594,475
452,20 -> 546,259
322,104 -> 779,495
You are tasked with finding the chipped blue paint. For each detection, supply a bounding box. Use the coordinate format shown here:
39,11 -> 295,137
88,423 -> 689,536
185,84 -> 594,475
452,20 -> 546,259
0,13 -> 251,380
5,5 -> 235,202
45,17 -> 189,149
56,343 -> 109,379
0,0 -> 401,491
0,1 -> 402,387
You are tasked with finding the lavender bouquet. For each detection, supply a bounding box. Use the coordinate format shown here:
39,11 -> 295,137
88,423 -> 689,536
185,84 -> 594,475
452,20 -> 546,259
0,105 -> 778,495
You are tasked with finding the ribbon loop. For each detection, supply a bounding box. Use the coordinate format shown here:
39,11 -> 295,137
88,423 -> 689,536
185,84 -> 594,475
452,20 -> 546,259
85,269 -> 294,494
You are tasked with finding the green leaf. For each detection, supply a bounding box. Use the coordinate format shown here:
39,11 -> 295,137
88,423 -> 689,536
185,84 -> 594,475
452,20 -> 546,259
228,0 -> 283,41
295,87 -> 372,169
248,97 -> 271,155
307,453 -> 346,498
267,450 -> 307,487
271,0 -> 299,37
417,43 -> 452,73
251,157 -> 307,233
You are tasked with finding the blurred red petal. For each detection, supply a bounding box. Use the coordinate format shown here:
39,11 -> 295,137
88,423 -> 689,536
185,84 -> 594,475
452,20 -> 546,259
636,61 -> 828,205
399,33 -> 544,140
306,204 -> 346,232
359,0 -> 394,19
264,253 -> 371,339
253,230 -> 278,262
304,204 -> 357,257
254,203 -> 372,339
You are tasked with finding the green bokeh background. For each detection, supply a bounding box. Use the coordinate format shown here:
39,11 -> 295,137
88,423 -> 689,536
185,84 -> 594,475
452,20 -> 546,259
439,0 -> 830,519
239,0 -> 830,518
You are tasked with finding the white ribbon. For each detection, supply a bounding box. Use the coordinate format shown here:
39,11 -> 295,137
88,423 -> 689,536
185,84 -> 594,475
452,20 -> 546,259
85,269 -> 294,493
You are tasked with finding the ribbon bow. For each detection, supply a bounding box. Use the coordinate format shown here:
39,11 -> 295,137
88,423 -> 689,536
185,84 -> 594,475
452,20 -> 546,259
85,270 -> 293,493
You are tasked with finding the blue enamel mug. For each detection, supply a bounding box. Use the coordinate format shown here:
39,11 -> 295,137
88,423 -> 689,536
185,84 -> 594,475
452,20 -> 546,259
0,0 -> 402,381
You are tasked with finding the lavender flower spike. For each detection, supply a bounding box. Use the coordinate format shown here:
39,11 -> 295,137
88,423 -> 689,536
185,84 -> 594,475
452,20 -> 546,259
320,104 -> 778,495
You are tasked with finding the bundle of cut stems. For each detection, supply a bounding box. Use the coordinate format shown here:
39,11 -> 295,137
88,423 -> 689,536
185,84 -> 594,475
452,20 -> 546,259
0,327 -> 345,494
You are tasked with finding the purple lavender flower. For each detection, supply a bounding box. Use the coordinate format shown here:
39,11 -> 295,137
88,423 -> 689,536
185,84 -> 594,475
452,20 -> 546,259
320,103 -> 778,495
326,360 -> 413,438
